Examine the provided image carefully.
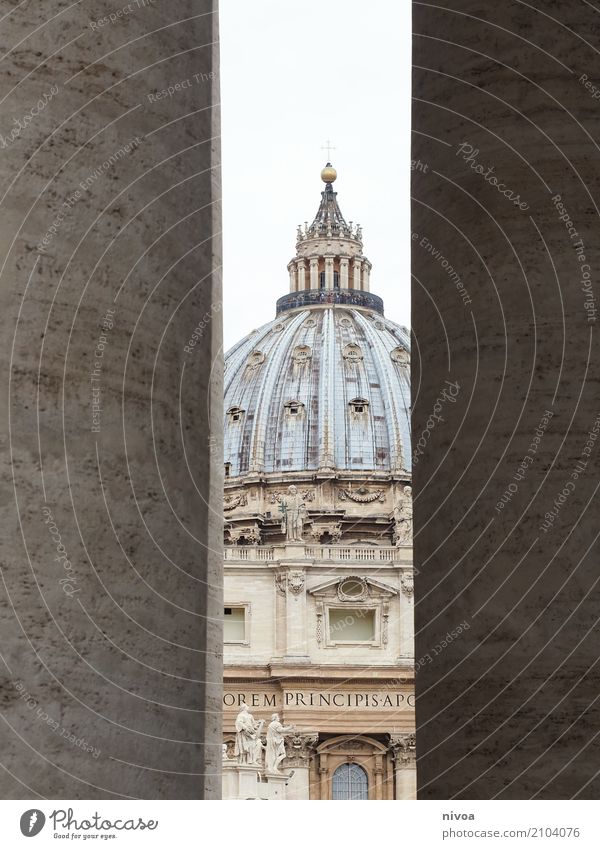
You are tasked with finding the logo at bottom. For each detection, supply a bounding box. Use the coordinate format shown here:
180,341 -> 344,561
20,810 -> 46,837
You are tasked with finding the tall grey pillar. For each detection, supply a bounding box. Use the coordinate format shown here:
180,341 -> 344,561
413,2 -> 600,798
0,1 -> 222,798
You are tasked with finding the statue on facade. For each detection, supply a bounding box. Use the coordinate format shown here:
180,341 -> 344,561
393,485 -> 413,546
265,713 -> 295,774
279,484 -> 307,542
234,702 -> 265,765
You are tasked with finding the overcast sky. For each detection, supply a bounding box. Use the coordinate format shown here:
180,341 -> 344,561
219,0 -> 411,349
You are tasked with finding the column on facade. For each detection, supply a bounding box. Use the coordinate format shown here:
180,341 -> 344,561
283,733 -> 319,800
325,256 -> 334,288
390,734 -> 417,800
297,260 -> 306,291
310,257 -> 319,289
353,258 -> 362,290
362,262 -> 370,291
282,563 -> 309,659
340,257 -> 349,288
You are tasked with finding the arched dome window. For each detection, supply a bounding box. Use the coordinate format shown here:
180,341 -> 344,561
332,763 -> 368,800
349,398 -> 369,415
227,406 -> 245,424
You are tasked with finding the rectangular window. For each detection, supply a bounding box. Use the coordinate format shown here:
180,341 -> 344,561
328,608 -> 376,643
224,606 -> 246,642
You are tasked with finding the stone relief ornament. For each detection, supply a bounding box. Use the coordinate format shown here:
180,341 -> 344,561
338,486 -> 385,503
223,493 -> 247,511
389,733 -> 416,766
273,322 -> 285,333
275,573 -> 287,596
270,488 -> 314,504
342,342 -> 363,362
310,522 -> 342,543
287,570 -> 305,595
229,524 -> 261,545
401,572 -> 414,598
337,576 -> 369,602
391,346 -> 410,365
393,485 -> 413,546
245,349 -> 265,370
292,344 -> 312,364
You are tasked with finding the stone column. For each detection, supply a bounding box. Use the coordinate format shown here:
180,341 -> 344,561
362,262 -> 371,291
310,258 -> 319,289
297,260 -> 306,291
390,735 -> 417,800
281,560 -> 309,660
353,258 -> 362,290
283,732 -> 318,800
0,0 -> 222,799
325,256 -> 335,288
288,262 -> 297,292
340,257 -> 349,288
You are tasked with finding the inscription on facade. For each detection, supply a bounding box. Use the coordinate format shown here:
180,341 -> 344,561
223,691 -> 415,709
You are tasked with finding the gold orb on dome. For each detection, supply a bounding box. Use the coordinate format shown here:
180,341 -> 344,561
321,164 -> 337,183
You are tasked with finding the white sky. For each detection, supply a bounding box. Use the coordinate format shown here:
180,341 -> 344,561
219,0 -> 411,350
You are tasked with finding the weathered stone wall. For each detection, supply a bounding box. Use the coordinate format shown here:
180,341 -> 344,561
413,1 -> 600,798
0,1 -> 222,798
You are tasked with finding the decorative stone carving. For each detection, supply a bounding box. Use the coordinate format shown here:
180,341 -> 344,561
287,570 -> 305,595
339,317 -> 352,328
342,342 -> 363,362
337,576 -> 368,602
234,702 -> 265,766
389,733 -> 416,767
275,572 -> 287,596
228,523 -> 261,545
391,345 -> 410,365
338,486 -> 385,503
223,493 -> 247,511
304,317 -> 316,327
245,349 -> 265,370
279,484 -> 308,541
273,322 -> 285,333
292,344 -> 312,364
270,488 -> 314,504
382,600 -> 390,645
401,572 -> 414,598
316,601 -> 324,644
310,522 -> 342,543
393,485 -> 413,545
283,732 -> 319,768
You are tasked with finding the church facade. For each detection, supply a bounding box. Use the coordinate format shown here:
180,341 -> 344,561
221,163 -> 415,800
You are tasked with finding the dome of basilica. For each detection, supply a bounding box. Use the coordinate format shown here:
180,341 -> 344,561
223,165 -> 411,481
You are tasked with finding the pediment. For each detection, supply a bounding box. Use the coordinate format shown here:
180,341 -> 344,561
307,574 -> 398,600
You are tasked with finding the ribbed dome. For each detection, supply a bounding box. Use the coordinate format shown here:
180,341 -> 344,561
224,306 -> 411,477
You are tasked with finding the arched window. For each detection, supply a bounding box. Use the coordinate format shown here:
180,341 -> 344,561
332,763 -> 368,800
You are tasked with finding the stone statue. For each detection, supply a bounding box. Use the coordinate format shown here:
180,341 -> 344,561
279,485 -> 307,542
394,485 -> 413,546
265,713 -> 295,774
234,702 -> 264,765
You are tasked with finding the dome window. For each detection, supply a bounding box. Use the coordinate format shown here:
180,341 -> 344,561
284,400 -> 305,417
349,397 -> 369,415
224,463 -> 232,478
227,406 -> 245,423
